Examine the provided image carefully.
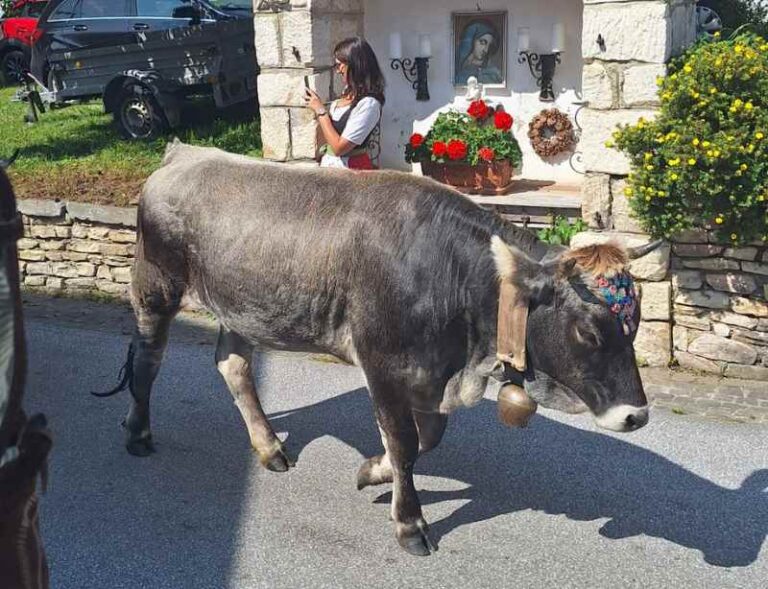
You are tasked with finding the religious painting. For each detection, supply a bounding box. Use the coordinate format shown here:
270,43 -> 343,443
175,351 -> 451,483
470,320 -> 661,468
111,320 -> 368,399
452,11 -> 507,88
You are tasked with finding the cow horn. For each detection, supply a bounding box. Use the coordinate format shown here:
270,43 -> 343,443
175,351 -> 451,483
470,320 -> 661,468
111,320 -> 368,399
0,149 -> 20,170
627,239 -> 664,260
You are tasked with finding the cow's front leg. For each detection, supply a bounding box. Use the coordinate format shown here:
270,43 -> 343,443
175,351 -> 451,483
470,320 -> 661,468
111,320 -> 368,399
357,410 -> 447,490
369,382 -> 435,556
215,327 -> 294,472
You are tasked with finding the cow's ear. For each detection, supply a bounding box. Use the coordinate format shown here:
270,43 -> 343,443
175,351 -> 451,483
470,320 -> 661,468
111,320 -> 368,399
490,236 -> 540,287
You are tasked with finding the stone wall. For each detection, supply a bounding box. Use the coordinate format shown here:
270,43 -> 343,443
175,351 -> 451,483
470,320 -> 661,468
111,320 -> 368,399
16,200 -> 136,299
254,0 -> 364,162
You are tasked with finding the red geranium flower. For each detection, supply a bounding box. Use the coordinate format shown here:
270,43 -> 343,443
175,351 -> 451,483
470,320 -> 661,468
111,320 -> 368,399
494,111 -> 514,131
409,133 -> 424,148
478,147 -> 495,162
447,139 -> 468,161
432,141 -> 448,157
468,99 -> 490,120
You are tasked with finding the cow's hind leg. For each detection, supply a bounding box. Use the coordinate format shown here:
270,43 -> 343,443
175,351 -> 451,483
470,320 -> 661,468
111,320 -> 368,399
215,327 -> 294,472
366,374 -> 435,556
357,410 -> 447,491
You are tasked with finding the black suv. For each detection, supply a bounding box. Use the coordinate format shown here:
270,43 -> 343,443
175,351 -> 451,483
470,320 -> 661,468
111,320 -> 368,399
30,0 -> 251,84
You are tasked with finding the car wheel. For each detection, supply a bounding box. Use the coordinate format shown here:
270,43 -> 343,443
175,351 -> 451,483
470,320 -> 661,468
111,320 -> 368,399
695,3 -> 723,39
1,50 -> 27,86
113,83 -> 168,140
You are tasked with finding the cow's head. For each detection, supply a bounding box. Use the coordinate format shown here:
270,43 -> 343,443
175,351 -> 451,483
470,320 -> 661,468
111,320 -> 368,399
491,236 -> 661,433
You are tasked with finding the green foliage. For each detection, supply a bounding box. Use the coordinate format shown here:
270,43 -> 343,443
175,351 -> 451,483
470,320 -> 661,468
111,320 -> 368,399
611,33 -> 768,244
405,108 -> 522,167
0,0 -> 14,15
701,0 -> 768,38
536,215 -> 587,246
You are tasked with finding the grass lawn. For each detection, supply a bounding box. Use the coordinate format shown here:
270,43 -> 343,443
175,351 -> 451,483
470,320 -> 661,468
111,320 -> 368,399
0,86 -> 262,207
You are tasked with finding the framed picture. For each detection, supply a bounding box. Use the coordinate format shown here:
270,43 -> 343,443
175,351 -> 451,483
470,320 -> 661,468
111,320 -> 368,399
452,11 -> 507,88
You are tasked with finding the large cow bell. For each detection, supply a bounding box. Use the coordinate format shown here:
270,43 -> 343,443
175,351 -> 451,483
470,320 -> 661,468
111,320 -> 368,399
497,383 -> 538,428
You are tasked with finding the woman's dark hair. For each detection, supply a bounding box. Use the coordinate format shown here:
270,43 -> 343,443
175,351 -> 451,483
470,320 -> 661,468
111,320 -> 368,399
334,37 -> 386,105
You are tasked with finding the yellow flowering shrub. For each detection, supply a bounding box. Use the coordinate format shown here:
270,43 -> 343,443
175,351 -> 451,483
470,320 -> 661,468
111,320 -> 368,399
613,33 -> 768,244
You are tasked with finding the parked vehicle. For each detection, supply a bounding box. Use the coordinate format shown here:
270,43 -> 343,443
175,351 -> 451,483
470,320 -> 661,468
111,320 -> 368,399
19,14 -> 258,139
30,0 -> 252,85
0,0 -> 48,85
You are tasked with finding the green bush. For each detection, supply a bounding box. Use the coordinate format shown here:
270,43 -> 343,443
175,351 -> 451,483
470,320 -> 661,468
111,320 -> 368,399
700,0 -> 768,38
611,33 -> 768,244
537,215 -> 587,246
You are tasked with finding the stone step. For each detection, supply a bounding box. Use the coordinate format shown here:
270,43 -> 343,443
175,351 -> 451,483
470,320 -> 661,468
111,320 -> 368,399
465,191 -> 584,228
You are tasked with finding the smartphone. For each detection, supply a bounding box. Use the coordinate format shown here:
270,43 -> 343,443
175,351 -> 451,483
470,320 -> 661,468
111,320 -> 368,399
303,75 -> 310,90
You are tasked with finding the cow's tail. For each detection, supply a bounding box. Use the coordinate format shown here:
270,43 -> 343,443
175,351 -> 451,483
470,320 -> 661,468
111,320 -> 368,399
91,342 -> 135,398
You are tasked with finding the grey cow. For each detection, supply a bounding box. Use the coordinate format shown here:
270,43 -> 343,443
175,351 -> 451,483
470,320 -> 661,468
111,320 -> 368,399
106,141 -> 657,556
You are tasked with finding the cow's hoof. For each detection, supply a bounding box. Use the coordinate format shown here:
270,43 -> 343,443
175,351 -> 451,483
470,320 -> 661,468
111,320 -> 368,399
397,520 -> 436,557
259,444 -> 295,472
356,455 -> 393,490
126,436 -> 155,457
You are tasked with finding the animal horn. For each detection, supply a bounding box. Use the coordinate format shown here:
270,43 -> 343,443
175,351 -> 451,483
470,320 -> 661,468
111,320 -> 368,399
627,239 -> 664,260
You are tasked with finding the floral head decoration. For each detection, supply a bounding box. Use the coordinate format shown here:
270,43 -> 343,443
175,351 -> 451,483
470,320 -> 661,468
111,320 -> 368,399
594,272 -> 638,336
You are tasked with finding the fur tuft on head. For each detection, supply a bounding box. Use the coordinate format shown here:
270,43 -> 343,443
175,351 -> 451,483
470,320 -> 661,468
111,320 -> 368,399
562,242 -> 628,278
162,138 -> 185,166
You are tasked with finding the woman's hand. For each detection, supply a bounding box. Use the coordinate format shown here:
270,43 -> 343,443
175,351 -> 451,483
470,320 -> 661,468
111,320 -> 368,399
304,88 -> 325,115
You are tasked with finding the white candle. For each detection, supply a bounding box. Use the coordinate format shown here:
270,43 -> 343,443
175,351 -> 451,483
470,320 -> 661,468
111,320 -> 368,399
518,27 -> 530,52
389,32 -> 403,60
552,22 -> 566,53
418,34 -> 432,58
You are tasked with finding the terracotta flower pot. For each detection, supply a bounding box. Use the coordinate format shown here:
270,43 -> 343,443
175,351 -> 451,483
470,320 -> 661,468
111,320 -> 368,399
421,159 -> 515,195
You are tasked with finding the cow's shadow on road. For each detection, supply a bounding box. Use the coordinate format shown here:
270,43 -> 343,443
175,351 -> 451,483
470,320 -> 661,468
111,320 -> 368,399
269,388 -> 767,568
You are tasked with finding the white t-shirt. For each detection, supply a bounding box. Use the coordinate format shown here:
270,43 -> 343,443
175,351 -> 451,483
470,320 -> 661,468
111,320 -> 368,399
320,97 -> 381,168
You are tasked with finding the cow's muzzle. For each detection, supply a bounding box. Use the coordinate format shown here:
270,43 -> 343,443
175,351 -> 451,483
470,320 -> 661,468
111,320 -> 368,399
594,404 -> 649,432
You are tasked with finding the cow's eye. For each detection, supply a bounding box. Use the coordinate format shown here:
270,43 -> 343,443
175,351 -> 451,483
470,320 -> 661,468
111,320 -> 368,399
574,325 -> 601,349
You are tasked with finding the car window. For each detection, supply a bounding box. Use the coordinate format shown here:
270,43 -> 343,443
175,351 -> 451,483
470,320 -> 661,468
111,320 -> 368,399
136,0 -> 191,18
79,0 -> 130,18
49,0 -> 78,20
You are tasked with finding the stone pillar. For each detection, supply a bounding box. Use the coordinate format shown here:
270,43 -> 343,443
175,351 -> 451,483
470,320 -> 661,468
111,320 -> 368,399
575,0 -> 696,367
253,0 -> 364,162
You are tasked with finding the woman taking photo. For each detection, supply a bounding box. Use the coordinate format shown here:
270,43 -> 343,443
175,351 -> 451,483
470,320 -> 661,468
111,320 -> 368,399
304,37 -> 385,170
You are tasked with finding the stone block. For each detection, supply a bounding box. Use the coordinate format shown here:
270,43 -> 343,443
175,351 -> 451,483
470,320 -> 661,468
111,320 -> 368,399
622,63 -> 665,107
71,224 -> 90,239
254,13 -> 281,68
582,61 -> 616,110
581,173 -> 612,229
671,270 -> 702,290
682,258 -> 740,271
580,108 -> 657,176
742,261 -> 768,276
675,351 -> 723,375
97,266 -> 112,281
634,321 -> 671,367
16,238 -> 38,250
640,281 -> 671,321
260,107 -> 291,161
24,276 -> 46,287
570,231 -> 670,281
688,334 -> 758,365
45,252 -> 64,262
76,263 -> 96,277
281,10 -> 323,67
674,313 -> 711,331
17,199 -> 65,218
39,240 -> 65,251
290,107 -> 319,160
583,2 -> 673,63
62,252 -> 89,262
30,225 -> 57,239
53,226 -> 71,238
100,243 -> 133,257
45,277 -> 63,290
66,202 -> 137,228
68,240 -> 102,254
87,227 -> 111,240
108,230 -> 136,244
712,322 -> 731,337
610,178 -> 645,233
97,281 -> 128,296
673,243 -> 723,257
103,256 -> 131,267
758,319 -> 768,333
112,267 -> 132,284
723,247 -> 758,261
705,273 -> 757,295
724,364 -> 768,381
18,250 -> 47,262
26,262 -> 51,275
674,288 -> 730,310
732,328 -> 768,345
51,263 -> 79,279
309,0 -> 364,12
731,297 -> 768,318
671,228 -> 709,243
710,311 -> 759,330
673,325 -> 690,351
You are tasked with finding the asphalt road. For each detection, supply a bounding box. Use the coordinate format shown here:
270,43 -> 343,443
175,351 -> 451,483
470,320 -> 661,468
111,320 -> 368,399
22,312 -> 768,589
